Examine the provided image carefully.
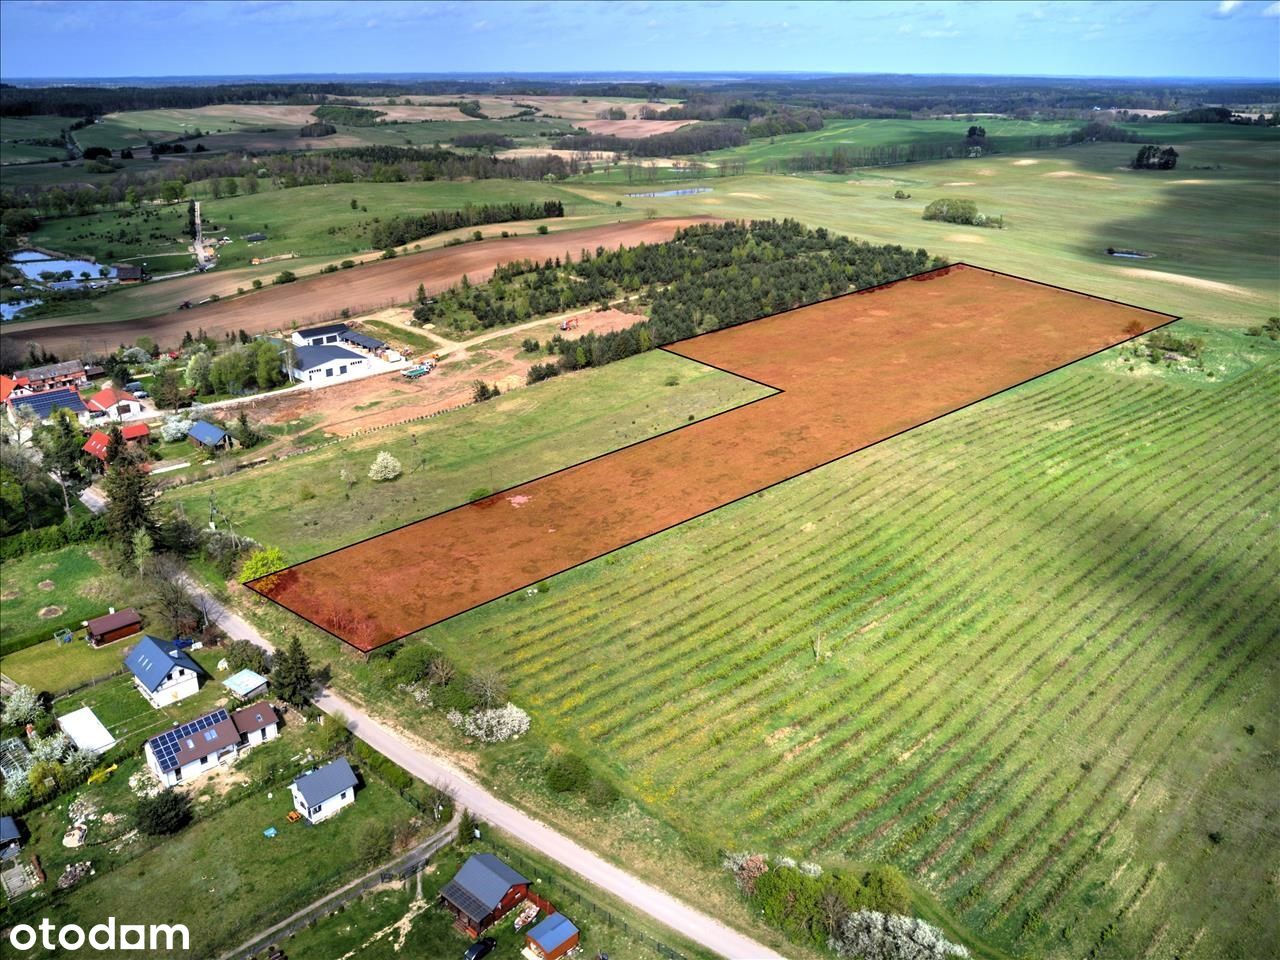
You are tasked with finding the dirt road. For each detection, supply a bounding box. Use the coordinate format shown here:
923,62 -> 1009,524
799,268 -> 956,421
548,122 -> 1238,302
182,577 -> 783,960
8,218 -> 717,357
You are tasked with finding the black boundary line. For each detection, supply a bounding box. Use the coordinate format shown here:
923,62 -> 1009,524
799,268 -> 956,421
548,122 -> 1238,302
247,262 -> 1181,652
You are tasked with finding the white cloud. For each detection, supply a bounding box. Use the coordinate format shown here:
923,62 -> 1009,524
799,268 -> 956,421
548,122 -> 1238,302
1262,1 -> 1280,15
1215,0 -> 1242,13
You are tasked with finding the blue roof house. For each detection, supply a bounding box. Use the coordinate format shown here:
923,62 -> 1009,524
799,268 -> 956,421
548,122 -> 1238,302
187,420 -> 231,451
125,636 -> 203,708
525,912 -> 581,960
290,757 -> 358,823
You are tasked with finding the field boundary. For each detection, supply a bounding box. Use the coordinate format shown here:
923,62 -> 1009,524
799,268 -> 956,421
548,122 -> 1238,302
250,262 -> 1179,651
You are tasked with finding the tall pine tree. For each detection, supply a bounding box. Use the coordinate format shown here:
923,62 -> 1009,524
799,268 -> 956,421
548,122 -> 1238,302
103,461 -> 155,562
272,637 -> 315,707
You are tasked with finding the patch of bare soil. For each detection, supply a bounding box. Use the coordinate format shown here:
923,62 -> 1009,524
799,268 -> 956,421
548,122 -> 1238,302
0,589 -> 18,601
577,118 -> 695,137
38,606 -> 64,619
38,580 -> 55,591
1112,267 -> 1260,299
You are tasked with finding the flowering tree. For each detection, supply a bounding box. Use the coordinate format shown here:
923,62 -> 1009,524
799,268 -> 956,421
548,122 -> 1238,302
368,451 -> 402,482
829,910 -> 969,960
1,684 -> 39,725
446,703 -> 530,742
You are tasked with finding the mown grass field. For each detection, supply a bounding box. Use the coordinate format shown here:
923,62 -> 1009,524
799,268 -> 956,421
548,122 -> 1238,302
397,332 -> 1279,959
686,117 -> 1083,171
164,350 -> 770,561
0,544 -> 113,657
566,134 -> 1280,330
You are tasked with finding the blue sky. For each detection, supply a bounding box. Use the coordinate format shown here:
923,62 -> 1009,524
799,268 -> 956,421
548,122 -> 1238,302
2,0 -> 1278,80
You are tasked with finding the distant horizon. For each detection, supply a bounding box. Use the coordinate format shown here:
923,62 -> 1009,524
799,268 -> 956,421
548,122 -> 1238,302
3,70 -> 1279,86
3,1 -> 1279,82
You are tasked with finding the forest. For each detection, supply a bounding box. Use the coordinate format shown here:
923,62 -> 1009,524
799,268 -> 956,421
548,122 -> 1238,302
366,199 -> 564,249
415,220 -> 936,374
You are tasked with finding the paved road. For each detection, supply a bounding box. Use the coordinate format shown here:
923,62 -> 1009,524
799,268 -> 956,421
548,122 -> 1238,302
184,578 -> 782,960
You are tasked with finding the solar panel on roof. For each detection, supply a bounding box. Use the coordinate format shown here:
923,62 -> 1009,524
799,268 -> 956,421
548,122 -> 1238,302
147,709 -> 229,772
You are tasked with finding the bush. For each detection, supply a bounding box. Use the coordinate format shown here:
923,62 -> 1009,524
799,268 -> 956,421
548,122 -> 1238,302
135,791 -> 192,836
922,198 -> 980,225
274,270 -> 297,285
356,820 -> 394,866
545,753 -> 590,793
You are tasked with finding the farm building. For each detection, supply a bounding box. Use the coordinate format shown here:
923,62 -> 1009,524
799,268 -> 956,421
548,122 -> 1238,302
290,757 -> 358,824
340,329 -> 388,355
5,386 -> 87,425
525,912 -> 580,960
187,420 -> 232,451
245,232 -> 267,243
85,386 -> 142,420
292,322 -> 348,347
440,853 -> 530,936
143,701 -> 279,787
124,635 -> 203,707
86,607 -> 142,646
13,359 -> 86,392
287,343 -> 368,383
113,264 -> 143,283
57,707 -> 116,756
223,668 -> 269,700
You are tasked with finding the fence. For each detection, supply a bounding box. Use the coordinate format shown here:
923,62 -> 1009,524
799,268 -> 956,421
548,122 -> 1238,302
52,666 -> 127,703
222,825 -> 455,960
484,837 -> 690,960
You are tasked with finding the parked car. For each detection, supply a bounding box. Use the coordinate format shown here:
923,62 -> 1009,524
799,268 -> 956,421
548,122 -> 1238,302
463,938 -> 496,960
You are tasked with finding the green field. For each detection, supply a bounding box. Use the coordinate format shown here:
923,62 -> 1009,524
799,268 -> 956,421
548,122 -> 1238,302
388,334 -> 1278,959
0,545 -> 113,657
566,136 -> 1280,331
166,350 -> 771,561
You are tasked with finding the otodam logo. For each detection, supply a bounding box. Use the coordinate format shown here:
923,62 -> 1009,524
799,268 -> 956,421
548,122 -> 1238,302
7,918 -> 190,952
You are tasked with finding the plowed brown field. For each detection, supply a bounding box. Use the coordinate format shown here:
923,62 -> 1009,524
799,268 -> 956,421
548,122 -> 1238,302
8,218 -> 717,356
251,265 -> 1175,651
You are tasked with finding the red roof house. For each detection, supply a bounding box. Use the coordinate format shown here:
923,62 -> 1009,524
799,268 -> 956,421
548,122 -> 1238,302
83,423 -> 151,463
86,387 -> 141,420
0,375 -> 30,404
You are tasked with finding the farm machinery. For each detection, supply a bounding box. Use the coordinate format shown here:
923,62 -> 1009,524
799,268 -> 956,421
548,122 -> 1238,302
402,359 -> 435,379
559,317 -> 580,331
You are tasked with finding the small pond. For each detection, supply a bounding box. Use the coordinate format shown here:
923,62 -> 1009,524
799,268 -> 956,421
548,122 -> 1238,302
11,250 -> 115,283
0,298 -> 41,322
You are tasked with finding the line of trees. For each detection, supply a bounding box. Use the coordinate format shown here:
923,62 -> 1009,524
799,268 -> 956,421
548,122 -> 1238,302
1131,145 -> 1179,170
554,122 -> 750,158
367,199 -> 563,250
312,104 -> 387,126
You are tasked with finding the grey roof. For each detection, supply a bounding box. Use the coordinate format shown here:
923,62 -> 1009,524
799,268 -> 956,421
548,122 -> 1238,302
292,757 -> 357,808
125,635 -> 201,692
341,330 -> 386,351
15,359 -> 84,382
441,853 -> 529,922
292,343 -> 364,371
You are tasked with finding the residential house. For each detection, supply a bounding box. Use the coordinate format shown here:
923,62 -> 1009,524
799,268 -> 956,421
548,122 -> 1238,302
0,374 -> 30,404
287,344 -> 368,383
5,386 -> 87,425
524,913 -> 580,960
229,700 -> 280,746
85,607 -> 142,646
83,422 -> 151,464
440,853 -> 530,936
0,816 -> 21,862
86,386 -> 142,420
143,701 -> 279,787
13,359 -> 86,392
290,757 -> 358,824
124,635 -> 202,707
187,420 -> 232,452
292,322 -> 348,347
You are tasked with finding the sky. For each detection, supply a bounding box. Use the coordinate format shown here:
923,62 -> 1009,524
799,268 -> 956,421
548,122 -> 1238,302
1,0 -> 1278,81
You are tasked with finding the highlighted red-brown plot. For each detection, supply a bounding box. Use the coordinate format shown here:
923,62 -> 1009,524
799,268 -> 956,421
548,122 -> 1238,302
249,264 -> 1176,651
